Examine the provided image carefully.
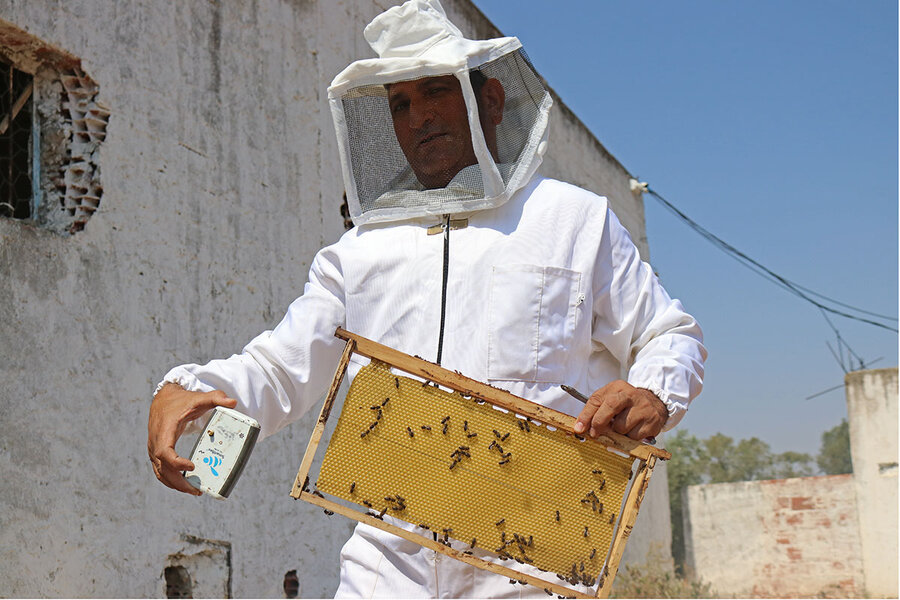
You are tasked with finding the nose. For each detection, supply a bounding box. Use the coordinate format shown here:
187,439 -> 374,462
407,99 -> 433,131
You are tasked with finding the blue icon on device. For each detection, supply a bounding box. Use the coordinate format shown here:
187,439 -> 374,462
204,456 -> 222,476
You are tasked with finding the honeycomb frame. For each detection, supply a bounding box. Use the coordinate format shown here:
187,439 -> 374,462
291,329 -> 669,599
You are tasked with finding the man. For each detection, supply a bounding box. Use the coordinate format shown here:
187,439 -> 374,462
149,1 -> 705,596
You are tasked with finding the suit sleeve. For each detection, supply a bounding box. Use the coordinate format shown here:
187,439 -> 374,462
156,243 -> 347,439
591,207 -> 707,431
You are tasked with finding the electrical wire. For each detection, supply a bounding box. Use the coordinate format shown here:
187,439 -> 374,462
642,185 -> 898,333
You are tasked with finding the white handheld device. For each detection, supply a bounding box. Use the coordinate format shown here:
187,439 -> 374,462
184,407 -> 260,500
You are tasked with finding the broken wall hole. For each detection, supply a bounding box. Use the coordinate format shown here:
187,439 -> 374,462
0,19 -> 108,233
164,565 -> 192,599
165,535 -> 232,599
283,569 -> 299,598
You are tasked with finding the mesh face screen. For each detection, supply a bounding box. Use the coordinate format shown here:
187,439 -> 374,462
317,361 -> 635,584
340,49 -> 548,220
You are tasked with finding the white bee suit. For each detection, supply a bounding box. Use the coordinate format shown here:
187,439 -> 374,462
160,176 -> 706,598
157,0 -> 705,597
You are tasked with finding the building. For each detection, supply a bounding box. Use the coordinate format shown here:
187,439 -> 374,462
0,1 -> 672,596
683,368 -> 898,598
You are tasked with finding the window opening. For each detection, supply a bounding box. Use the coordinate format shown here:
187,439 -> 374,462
0,59 -> 34,219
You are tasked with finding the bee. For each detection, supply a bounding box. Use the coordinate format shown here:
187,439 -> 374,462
422,379 -> 431,387
378,507 -> 387,518
407,427 -> 414,438
463,420 -> 469,432
528,535 -> 533,547
469,538 -> 476,548
349,482 -> 356,494
608,513 -> 616,524
394,377 -> 400,389
497,518 -> 505,526
467,432 -> 477,438
441,416 -> 450,424
418,523 -> 430,529
583,526 -> 589,538
382,397 -> 390,406
312,490 -> 324,498
598,502 -> 603,514
499,458 -> 510,466
368,422 -> 377,430
360,430 -> 369,438
323,509 -> 334,516
363,500 -> 373,508
501,432 -> 510,442
590,548 -> 596,560
493,429 -> 502,439
599,479 -> 606,491
488,440 -> 497,451
523,420 -> 531,433
369,405 -> 381,410
421,425 -> 432,431
555,510 -> 560,522
442,423 -> 449,435
517,420 -> 525,431
592,469 -> 603,475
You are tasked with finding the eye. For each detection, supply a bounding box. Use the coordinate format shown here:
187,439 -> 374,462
390,99 -> 409,114
426,85 -> 450,97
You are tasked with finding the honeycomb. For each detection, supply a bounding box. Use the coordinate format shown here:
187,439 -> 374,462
317,360 -> 635,584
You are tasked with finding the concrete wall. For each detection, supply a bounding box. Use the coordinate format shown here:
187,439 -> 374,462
845,368 -> 898,598
0,0 -> 667,597
683,475 -> 865,598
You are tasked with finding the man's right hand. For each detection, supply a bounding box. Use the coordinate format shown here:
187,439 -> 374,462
148,383 -> 237,496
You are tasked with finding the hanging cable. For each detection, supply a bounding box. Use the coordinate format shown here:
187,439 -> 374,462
633,181 -> 898,333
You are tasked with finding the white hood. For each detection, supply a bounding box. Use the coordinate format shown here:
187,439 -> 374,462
328,0 -> 552,226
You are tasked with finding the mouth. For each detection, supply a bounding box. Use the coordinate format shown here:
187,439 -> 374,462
418,132 -> 447,146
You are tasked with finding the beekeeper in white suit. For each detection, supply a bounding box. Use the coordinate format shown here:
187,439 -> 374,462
148,0 -> 706,596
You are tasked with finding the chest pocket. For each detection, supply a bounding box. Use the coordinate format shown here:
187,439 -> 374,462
487,264 -> 582,383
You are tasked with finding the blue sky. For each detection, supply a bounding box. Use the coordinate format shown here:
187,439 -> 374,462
473,0 -> 898,457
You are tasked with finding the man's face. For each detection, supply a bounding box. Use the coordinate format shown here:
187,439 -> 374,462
387,75 -> 478,190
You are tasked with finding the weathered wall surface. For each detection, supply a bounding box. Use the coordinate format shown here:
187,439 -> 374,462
0,0 -> 666,597
845,368 -> 898,598
683,475 -> 865,598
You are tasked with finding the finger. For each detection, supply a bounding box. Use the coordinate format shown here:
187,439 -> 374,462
589,392 -> 628,438
185,391 -> 238,421
610,410 -> 638,437
157,463 -> 203,496
628,410 -> 666,440
157,446 -> 195,473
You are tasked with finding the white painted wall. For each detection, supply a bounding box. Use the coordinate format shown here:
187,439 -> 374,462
683,475 -> 865,598
845,368 -> 898,598
0,0 -> 669,596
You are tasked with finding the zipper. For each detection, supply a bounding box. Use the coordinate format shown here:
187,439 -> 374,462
436,213 -> 450,365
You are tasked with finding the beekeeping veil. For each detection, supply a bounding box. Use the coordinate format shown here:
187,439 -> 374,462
330,0 -> 552,226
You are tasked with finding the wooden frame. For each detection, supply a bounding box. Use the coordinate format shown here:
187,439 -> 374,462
290,328 -> 669,598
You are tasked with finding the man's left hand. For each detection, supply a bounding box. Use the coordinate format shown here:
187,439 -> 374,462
573,380 -> 668,441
